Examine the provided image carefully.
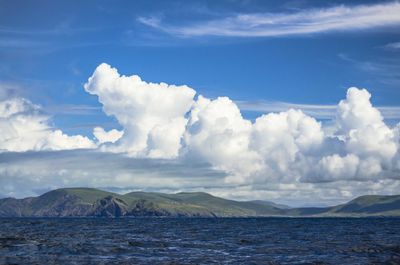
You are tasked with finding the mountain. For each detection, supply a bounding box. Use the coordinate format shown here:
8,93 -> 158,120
0,188 -> 284,217
285,195 -> 400,217
0,188 -> 399,217
249,200 -> 291,209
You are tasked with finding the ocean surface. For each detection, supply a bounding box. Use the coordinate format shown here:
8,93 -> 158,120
1,217 -> 400,264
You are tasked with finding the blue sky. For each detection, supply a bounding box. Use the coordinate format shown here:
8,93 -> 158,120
1,0 -> 400,205
1,0 -> 400,136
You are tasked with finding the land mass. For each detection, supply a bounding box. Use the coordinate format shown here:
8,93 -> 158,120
1,188 -> 400,217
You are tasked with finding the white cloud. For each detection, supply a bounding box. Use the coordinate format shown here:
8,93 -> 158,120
184,96 -> 261,182
182,86 -> 397,186
67,65 -> 400,187
336,88 -> 383,132
384,41 -> 400,49
0,98 -> 95,152
317,154 -> 360,182
0,150 -> 225,199
251,109 -> 324,183
310,87 -> 399,183
336,87 -> 397,162
138,2 -> 400,37
1,150 -> 400,207
84,63 -> 196,158
93,127 -> 123,144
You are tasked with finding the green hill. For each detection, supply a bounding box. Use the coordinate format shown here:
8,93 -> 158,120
0,188 -> 284,217
323,195 -> 400,216
0,188 -> 399,217
285,195 -> 400,217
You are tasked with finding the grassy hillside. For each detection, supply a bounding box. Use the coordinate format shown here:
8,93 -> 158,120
1,188 -> 400,217
249,200 -> 291,209
324,195 -> 400,216
123,191 -> 284,216
0,188 -> 286,217
285,195 -> 400,217
60,188 -> 118,203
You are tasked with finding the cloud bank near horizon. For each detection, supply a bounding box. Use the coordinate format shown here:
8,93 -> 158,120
138,2 -> 400,38
79,63 -> 400,185
0,63 -> 399,204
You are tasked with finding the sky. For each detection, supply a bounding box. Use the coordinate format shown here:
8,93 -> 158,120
0,0 -> 400,206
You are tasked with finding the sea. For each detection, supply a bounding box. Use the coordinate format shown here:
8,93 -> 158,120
1,217 -> 400,264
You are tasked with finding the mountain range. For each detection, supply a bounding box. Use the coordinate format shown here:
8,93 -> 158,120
1,188 -> 400,217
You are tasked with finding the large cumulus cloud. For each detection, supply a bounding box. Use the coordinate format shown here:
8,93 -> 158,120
0,98 -> 95,151
184,96 -> 261,182
314,88 -> 399,182
82,64 -> 399,185
80,64 -> 400,187
84,63 -> 196,158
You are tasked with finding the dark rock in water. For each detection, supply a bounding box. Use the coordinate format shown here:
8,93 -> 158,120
388,245 -> 400,253
127,240 -> 168,248
349,246 -> 382,253
90,196 -> 128,217
0,236 -> 27,248
239,239 -> 252,244
128,241 -> 144,247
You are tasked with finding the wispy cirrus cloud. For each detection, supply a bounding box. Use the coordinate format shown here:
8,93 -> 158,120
384,41 -> 400,49
43,104 -> 101,116
0,19 -> 114,51
138,2 -> 400,37
338,53 -> 400,86
236,100 -> 400,121
0,20 -> 104,36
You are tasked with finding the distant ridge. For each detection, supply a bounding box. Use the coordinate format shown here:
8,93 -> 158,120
248,200 -> 291,209
1,188 -> 400,217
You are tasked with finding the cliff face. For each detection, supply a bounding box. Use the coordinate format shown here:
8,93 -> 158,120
90,196 -> 128,217
1,188 -> 400,217
0,192 -> 93,217
0,197 -> 34,217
